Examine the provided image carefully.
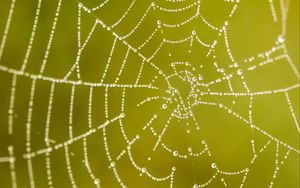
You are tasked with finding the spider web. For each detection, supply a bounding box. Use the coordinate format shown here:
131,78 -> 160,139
0,0 -> 299,187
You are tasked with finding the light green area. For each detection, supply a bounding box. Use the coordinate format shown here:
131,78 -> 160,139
0,0 -> 299,187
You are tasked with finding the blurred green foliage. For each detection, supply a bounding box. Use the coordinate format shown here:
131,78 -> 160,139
0,0 -> 299,187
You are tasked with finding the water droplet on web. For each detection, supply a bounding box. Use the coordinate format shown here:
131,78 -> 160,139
278,35 -> 285,43
162,104 -> 167,109
94,179 -> 100,185
237,69 -> 243,75
211,163 -> 217,168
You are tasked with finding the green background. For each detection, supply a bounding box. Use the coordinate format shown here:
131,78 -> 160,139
0,0 -> 299,187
